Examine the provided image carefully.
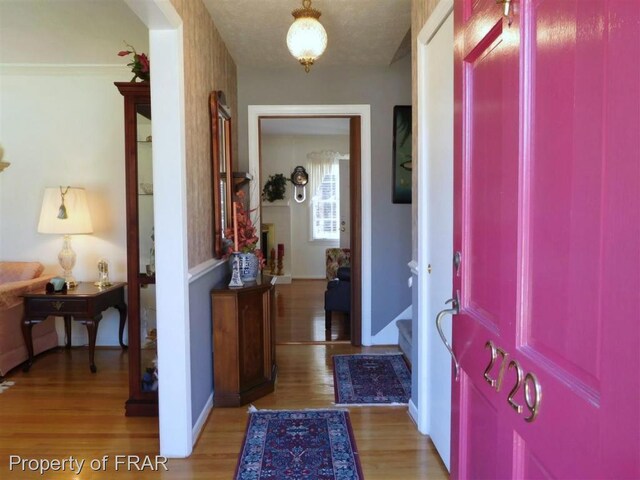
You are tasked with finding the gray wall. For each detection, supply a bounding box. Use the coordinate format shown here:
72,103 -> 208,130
237,56 -> 412,335
189,263 -> 228,426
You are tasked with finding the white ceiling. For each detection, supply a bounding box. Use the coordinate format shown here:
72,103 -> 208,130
203,0 -> 412,69
0,0 -> 410,68
261,117 -> 350,136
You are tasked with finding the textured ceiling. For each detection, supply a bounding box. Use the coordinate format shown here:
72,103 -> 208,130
1,0 -> 410,68
202,0 -> 412,69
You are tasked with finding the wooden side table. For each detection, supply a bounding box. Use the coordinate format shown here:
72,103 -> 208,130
21,282 -> 127,373
211,276 -> 277,407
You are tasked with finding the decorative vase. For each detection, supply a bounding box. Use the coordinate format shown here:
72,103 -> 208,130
235,252 -> 259,282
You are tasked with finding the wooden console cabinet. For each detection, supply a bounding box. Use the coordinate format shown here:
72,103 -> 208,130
211,277 -> 276,407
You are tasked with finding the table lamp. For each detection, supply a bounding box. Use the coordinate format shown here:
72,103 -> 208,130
38,186 -> 93,289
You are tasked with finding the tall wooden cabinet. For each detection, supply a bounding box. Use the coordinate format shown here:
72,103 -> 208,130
116,82 -> 158,416
211,277 -> 276,407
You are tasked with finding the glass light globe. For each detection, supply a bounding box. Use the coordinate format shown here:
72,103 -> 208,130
286,17 -> 327,71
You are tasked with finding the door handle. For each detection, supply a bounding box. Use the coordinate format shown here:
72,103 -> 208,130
435,292 -> 460,381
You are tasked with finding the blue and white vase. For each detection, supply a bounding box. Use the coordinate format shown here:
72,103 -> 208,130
236,252 -> 259,282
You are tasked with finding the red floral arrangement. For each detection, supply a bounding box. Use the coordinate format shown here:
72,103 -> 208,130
223,191 -> 265,268
118,42 -> 150,82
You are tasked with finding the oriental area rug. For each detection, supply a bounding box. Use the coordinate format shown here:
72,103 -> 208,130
235,409 -> 363,480
332,354 -> 411,405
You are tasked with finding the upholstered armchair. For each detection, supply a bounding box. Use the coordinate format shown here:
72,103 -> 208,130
325,248 -> 351,281
0,262 -> 58,378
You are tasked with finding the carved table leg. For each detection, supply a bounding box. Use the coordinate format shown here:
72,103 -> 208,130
116,302 -> 128,349
84,314 -> 103,373
21,317 -> 37,372
64,315 -> 72,348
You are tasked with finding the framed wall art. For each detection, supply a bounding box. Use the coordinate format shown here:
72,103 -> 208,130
392,105 -> 412,204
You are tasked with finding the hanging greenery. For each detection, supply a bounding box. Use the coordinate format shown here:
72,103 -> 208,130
262,173 -> 290,202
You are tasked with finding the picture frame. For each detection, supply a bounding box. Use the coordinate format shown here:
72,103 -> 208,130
392,105 -> 412,204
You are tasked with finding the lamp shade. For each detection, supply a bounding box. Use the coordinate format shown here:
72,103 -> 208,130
286,0 -> 327,72
287,17 -> 327,61
38,187 -> 93,234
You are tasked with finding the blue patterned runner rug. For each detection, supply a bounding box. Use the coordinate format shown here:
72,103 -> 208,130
235,409 -> 364,480
333,354 -> 411,405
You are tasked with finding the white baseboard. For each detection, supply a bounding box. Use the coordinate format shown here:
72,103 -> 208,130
408,399 -> 421,430
265,273 -> 292,284
371,305 -> 412,345
192,393 -> 213,445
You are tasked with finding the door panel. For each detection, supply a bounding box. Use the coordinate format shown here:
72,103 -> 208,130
465,17 -> 518,334
460,375 -> 499,480
339,160 -> 350,248
526,0 -> 605,386
424,11 -> 454,468
453,0 -> 640,478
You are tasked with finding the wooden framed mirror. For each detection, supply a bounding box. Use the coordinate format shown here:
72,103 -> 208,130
210,91 -> 234,257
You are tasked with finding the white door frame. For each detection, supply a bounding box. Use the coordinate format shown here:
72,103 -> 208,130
413,0 -> 454,436
124,0 -> 192,457
248,105 -> 373,345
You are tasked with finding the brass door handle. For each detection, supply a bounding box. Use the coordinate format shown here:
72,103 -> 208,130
435,292 -> 460,381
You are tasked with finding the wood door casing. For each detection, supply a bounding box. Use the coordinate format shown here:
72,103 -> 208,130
349,116 -> 362,346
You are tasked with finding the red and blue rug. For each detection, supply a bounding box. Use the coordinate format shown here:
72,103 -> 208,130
235,409 -> 363,480
333,354 -> 411,405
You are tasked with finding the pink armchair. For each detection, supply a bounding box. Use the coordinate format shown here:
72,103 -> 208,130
0,262 -> 58,378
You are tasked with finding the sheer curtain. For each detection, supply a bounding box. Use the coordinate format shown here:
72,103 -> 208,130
307,156 -> 338,201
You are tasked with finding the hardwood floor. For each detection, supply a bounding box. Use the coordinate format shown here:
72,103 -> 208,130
275,279 -> 350,343
0,284 -> 448,479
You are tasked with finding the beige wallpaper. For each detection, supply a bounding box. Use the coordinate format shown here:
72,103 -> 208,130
411,0 -> 441,260
170,0 -> 238,268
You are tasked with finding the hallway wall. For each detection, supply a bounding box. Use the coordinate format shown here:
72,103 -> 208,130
170,0 -> 238,268
237,57 -> 412,336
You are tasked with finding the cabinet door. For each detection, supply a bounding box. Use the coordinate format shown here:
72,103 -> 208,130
238,289 -> 268,391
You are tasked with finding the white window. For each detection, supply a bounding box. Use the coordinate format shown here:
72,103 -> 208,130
310,164 -> 339,241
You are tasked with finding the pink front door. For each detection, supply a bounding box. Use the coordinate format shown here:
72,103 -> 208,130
452,0 -> 640,478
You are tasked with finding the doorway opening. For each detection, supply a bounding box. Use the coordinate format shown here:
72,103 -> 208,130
260,117 -> 352,343
248,105 -> 372,347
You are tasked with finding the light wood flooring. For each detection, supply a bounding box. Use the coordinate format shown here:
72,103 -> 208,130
0,282 -> 448,479
275,279 -> 350,343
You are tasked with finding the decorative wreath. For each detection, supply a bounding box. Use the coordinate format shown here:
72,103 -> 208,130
262,173 -> 289,202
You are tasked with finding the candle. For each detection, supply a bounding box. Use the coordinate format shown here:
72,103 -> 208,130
233,202 -> 239,252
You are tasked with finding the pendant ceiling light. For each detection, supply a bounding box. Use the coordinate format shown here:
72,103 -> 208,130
286,0 -> 327,73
